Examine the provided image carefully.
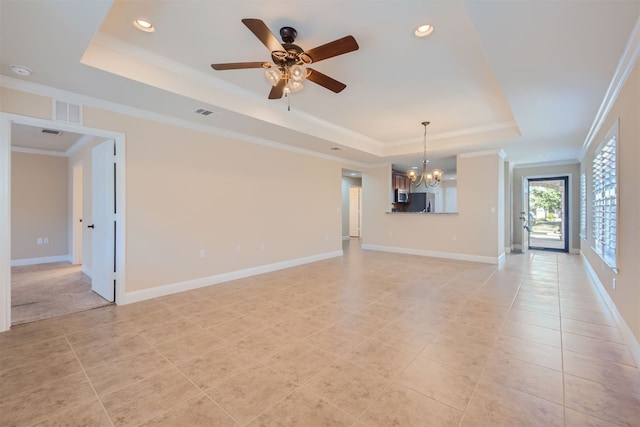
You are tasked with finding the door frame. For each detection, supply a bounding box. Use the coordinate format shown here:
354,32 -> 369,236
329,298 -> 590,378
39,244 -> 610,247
0,112 -> 126,332
526,175 -> 570,253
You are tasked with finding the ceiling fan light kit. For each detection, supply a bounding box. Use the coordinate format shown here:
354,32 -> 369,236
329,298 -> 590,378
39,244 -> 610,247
211,18 -> 359,102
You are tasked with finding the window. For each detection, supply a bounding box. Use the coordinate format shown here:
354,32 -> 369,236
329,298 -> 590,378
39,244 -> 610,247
592,122 -> 617,270
580,173 -> 586,239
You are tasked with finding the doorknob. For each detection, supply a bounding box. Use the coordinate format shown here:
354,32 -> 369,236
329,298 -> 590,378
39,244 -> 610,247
87,224 -> 95,229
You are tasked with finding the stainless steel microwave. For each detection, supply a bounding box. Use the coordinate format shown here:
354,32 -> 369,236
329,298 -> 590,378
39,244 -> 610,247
395,189 -> 409,203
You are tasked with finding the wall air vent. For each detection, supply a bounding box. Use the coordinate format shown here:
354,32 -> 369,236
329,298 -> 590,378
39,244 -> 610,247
194,108 -> 214,116
41,129 -> 62,135
54,100 -> 82,124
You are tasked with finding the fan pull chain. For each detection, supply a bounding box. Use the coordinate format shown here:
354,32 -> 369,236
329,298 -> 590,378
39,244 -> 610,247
287,93 -> 291,111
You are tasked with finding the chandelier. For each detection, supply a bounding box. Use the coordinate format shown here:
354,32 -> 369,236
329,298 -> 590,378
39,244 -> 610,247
407,121 -> 443,187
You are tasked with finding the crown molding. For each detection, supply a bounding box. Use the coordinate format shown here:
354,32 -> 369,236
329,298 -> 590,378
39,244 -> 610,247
458,149 -> 504,158
580,15 -> 640,161
512,159 -> 580,169
11,146 -> 67,157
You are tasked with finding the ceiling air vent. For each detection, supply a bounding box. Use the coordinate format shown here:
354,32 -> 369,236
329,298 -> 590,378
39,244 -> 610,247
41,128 -> 62,135
194,108 -> 214,116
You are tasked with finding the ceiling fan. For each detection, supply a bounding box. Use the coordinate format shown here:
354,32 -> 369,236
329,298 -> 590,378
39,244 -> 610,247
211,19 -> 359,99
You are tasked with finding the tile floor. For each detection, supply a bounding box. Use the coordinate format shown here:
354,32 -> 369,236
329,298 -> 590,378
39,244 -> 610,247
1,242 -> 639,426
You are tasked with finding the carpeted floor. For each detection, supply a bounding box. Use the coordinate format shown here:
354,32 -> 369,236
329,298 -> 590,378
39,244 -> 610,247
11,262 -> 112,325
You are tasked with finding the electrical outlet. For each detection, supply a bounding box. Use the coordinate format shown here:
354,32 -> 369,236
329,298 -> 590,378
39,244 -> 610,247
451,235 -> 457,241
260,243 -> 265,250
199,249 -> 206,258
43,237 -> 49,244
236,245 -> 241,253
37,238 -> 43,245
612,278 -> 616,290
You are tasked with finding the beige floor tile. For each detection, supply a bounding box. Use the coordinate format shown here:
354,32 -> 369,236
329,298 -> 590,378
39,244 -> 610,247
369,321 -> 434,354
72,332 -> 152,368
101,367 -> 201,427
343,338 -> 415,379
511,299 -> 560,316
33,400 -> 112,427
561,317 -> 625,343
359,383 -> 462,427
481,353 -> 563,404
564,373 -> 640,427
137,316 -> 203,344
0,336 -> 72,371
172,298 -> 220,317
562,331 -> 636,366
397,355 -> 479,410
305,360 -> 388,419
187,307 -> 244,329
560,306 -> 616,327
491,334 -> 562,370
233,327 -> 296,361
333,312 -> 391,337
154,329 -> 226,363
303,325 -> 366,355
0,372 -> 96,426
206,364 -> 296,424
207,314 -> 266,339
563,350 -> 640,395
139,394 -> 237,426
460,380 -> 564,427
560,297 -> 608,313
266,340 -> 337,384
84,347 -> 171,397
274,313 -> 331,339
507,307 -> 560,330
178,344 -> 256,390
0,318 -> 63,350
248,388 -> 355,427
564,407 -> 626,427
0,350 -> 81,400
501,319 -> 561,347
419,335 -> 491,374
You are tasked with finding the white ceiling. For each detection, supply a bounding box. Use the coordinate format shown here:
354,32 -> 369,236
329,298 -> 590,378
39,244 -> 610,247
2,0 -> 639,169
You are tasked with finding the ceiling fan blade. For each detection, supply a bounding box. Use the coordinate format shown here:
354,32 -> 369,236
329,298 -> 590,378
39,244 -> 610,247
211,62 -> 266,70
268,79 -> 286,99
305,36 -> 359,63
242,18 -> 285,53
306,68 -> 347,93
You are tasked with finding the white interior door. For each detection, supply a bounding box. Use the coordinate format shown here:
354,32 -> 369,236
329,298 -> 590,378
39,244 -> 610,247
349,187 -> 361,237
91,140 -> 115,301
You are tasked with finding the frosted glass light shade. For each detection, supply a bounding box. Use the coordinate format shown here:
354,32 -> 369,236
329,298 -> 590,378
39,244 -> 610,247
265,67 -> 282,86
290,64 -> 306,82
286,80 -> 304,93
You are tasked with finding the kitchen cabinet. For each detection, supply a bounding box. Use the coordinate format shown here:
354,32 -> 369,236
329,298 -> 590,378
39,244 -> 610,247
392,172 -> 410,191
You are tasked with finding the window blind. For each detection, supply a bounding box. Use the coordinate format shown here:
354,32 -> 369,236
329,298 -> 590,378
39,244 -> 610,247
592,136 -> 617,269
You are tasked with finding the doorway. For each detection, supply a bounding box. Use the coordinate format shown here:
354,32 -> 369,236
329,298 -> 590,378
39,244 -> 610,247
527,177 -> 569,252
0,113 -> 126,331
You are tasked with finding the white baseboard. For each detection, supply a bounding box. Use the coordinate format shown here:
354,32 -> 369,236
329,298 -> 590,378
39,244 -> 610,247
582,253 -> 640,368
505,247 -> 512,254
11,255 -> 72,267
570,248 -> 580,254
498,252 -> 506,265
361,244 -> 501,264
512,244 -> 522,252
123,250 -> 343,305
342,235 -> 350,241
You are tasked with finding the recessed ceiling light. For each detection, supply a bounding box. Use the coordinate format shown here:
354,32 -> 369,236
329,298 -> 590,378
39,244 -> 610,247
415,24 -> 434,38
10,64 -> 32,76
133,19 -> 155,33
411,166 -> 418,170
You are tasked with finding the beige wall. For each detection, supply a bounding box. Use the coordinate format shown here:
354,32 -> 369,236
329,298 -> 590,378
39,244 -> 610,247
0,87 -> 51,120
362,152 -> 504,262
582,60 -> 640,343
80,107 -> 343,293
511,163 -> 581,252
11,152 -> 68,260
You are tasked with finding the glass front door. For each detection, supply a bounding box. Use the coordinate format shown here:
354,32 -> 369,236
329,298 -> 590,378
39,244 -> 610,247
528,177 -> 569,252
